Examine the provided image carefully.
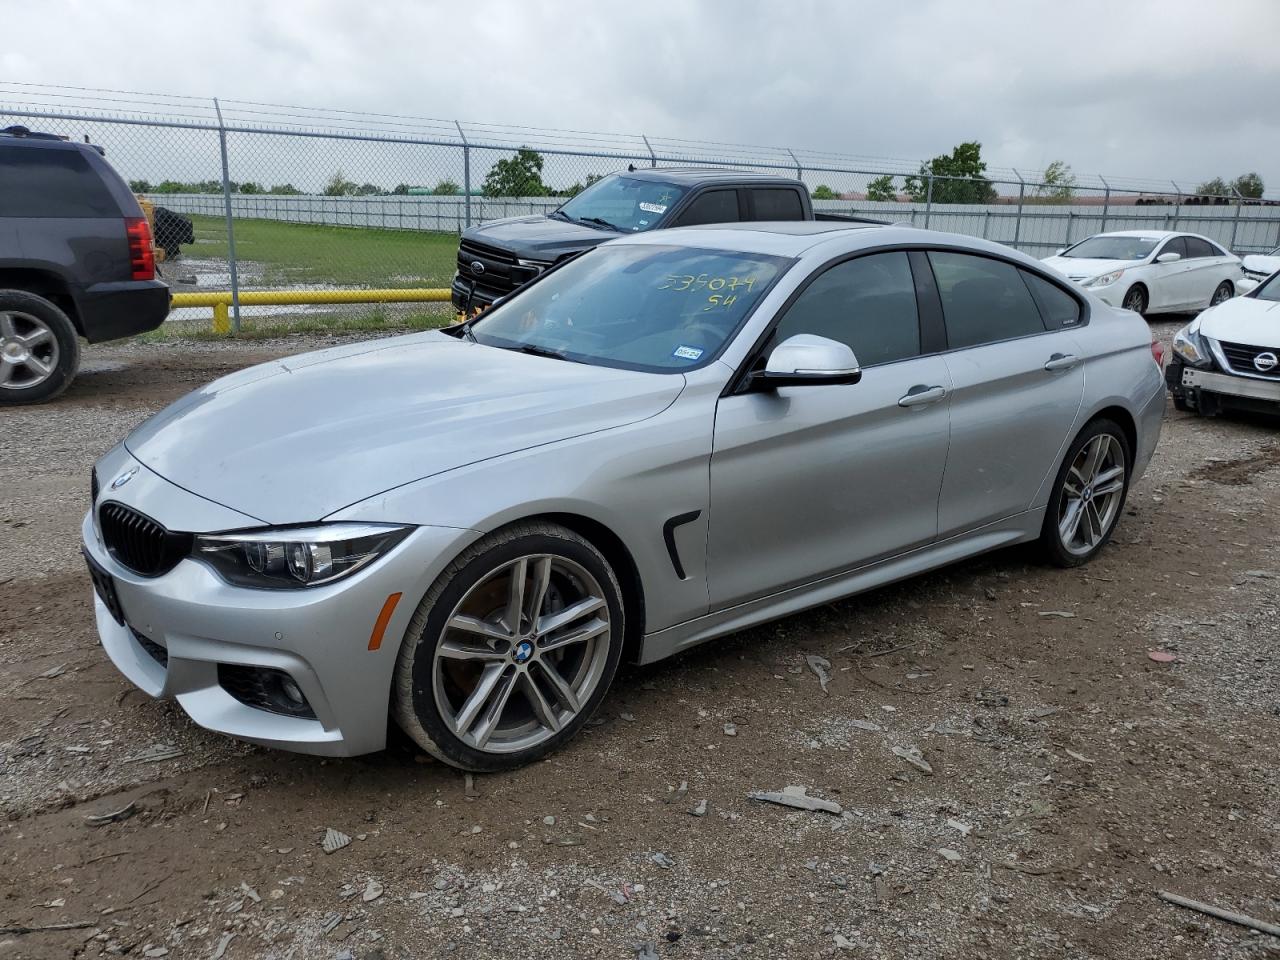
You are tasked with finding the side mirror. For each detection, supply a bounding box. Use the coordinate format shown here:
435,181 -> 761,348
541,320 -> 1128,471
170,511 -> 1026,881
750,334 -> 862,390
1156,252 -> 1182,263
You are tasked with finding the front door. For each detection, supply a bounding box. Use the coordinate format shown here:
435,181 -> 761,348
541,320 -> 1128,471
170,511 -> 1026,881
708,251 -> 951,610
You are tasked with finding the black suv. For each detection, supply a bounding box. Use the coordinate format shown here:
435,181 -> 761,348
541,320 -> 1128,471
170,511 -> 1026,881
453,168 -> 832,312
0,126 -> 169,404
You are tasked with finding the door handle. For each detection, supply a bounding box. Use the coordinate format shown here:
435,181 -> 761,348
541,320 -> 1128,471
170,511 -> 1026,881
898,384 -> 947,408
1043,353 -> 1081,372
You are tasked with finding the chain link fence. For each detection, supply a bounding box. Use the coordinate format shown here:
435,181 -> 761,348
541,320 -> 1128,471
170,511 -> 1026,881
4,83 -> 1279,336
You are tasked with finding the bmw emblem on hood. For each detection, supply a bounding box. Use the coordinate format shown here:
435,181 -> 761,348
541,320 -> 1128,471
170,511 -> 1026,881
1254,351 -> 1278,372
110,467 -> 139,489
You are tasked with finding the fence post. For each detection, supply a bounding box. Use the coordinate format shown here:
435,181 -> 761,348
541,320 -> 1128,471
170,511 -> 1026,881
212,98 -> 241,334
1012,169 -> 1025,251
454,121 -> 471,229
924,175 -> 933,229
1099,175 -> 1110,234
1230,187 -> 1243,252
641,134 -> 657,168
786,148 -> 802,180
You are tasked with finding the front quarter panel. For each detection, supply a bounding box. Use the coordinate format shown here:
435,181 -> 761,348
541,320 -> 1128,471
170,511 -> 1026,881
328,370 -> 724,635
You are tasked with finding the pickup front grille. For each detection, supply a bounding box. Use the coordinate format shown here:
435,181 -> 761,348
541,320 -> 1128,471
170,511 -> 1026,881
1219,340 -> 1280,379
99,502 -> 192,577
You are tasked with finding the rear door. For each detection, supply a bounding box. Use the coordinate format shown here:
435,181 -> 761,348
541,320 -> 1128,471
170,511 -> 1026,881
672,189 -> 744,227
927,251 -> 1086,537
746,187 -> 806,221
1181,236 -> 1229,306
708,250 -> 951,608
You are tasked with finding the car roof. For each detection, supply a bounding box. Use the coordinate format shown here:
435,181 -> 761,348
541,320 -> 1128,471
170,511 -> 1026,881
1091,230 -> 1178,239
610,222 -> 1051,267
619,167 -> 801,186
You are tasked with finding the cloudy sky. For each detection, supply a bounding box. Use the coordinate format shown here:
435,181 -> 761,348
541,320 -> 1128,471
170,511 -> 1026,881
4,0 -> 1278,193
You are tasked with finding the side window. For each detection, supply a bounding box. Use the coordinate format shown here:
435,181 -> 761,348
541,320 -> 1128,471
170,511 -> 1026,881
1184,237 -> 1216,259
928,251 -> 1046,349
750,188 -> 804,221
674,189 -> 740,227
0,145 -> 119,218
1022,271 -> 1081,328
772,252 -> 920,366
1158,236 -> 1188,260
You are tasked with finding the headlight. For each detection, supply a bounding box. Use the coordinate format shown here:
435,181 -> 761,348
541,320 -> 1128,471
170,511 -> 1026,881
1171,323 -> 1211,367
515,258 -> 552,272
193,523 -> 411,589
1085,269 -> 1124,288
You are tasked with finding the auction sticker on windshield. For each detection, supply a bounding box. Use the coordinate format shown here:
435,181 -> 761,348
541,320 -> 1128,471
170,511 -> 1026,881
639,202 -> 668,214
673,345 -> 704,361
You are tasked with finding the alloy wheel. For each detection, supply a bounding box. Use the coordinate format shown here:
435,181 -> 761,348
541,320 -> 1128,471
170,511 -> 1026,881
1122,288 -> 1145,313
0,311 -> 60,391
1210,283 -> 1232,306
431,554 -> 612,754
1057,433 -> 1126,557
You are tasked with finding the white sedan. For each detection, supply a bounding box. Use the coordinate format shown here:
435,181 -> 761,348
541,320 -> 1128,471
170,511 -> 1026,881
1238,244 -> 1280,294
1042,230 -> 1242,316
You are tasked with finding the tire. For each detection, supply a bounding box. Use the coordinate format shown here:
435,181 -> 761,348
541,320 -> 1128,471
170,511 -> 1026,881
1209,281 -> 1233,308
392,521 -> 625,771
0,290 -> 80,405
1040,419 -> 1132,568
1121,285 -> 1148,316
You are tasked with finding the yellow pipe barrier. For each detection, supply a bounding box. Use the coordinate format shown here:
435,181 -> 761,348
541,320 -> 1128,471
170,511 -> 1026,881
171,288 -> 454,335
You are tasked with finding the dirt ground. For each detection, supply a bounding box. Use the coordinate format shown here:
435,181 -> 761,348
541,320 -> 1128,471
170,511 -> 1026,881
1,322 -> 1277,960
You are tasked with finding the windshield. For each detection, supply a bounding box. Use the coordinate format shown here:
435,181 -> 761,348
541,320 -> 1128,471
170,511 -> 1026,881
1061,235 -> 1160,260
469,244 -> 790,372
556,175 -> 688,233
1255,271 -> 1280,302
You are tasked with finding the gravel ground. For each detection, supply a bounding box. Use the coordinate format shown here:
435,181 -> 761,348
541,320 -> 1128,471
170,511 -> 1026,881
1,320 -> 1278,960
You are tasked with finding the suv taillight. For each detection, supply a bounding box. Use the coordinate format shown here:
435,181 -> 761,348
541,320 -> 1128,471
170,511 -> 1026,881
125,217 -> 155,281
1151,338 -> 1165,368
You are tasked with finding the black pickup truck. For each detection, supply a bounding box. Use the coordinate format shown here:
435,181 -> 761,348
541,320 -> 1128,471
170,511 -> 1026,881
451,167 -> 874,312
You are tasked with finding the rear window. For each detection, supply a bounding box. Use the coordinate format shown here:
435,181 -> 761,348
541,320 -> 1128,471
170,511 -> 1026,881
750,188 -> 805,221
675,190 -> 740,227
1184,237 -> 1217,259
0,145 -> 120,218
929,251 -> 1046,349
1021,271 -> 1082,328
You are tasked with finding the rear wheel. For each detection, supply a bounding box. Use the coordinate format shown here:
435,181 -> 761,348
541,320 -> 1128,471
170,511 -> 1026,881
392,522 -> 624,771
1121,285 -> 1148,315
1041,419 -> 1131,567
0,290 -> 80,405
1209,281 -> 1233,307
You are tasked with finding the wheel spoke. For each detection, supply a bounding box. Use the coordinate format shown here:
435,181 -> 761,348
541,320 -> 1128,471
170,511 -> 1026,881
469,670 -> 517,748
1059,498 -> 1084,544
20,326 -> 52,348
1084,501 -> 1104,545
1092,464 -> 1125,497
503,558 -> 527,635
453,662 -> 507,736
537,595 -> 605,637
437,637 -> 507,662
539,617 -> 609,653
0,359 -> 12,386
532,659 -> 581,714
447,614 -> 511,645
24,356 -> 52,377
521,670 -> 563,733
0,313 -> 16,339
1080,436 -> 1105,481
525,556 -> 552,625
1064,467 -> 1087,497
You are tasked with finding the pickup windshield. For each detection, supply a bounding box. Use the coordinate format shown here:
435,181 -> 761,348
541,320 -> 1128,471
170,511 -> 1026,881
1061,236 -> 1160,260
470,244 -> 790,372
556,175 -> 688,233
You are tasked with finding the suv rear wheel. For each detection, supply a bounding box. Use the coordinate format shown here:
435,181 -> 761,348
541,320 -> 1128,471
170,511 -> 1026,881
0,290 -> 80,404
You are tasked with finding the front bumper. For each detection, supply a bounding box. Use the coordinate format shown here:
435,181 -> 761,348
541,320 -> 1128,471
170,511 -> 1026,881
82,508 -> 478,757
1166,358 -> 1280,415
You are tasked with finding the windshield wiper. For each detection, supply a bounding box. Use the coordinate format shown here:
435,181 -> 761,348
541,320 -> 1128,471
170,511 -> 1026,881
548,210 -> 573,223
575,216 -> 622,231
514,343 -> 575,362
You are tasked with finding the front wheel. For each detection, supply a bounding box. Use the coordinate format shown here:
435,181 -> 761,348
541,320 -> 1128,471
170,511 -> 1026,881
392,522 -> 625,771
1121,285 -> 1148,315
1041,420 -> 1132,567
1209,281 -> 1233,308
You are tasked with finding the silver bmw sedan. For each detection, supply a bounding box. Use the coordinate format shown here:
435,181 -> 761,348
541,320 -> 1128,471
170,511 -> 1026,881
82,223 -> 1165,771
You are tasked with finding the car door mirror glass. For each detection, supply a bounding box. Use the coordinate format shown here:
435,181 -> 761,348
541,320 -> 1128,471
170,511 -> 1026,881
1156,252 -> 1181,263
753,334 -> 862,389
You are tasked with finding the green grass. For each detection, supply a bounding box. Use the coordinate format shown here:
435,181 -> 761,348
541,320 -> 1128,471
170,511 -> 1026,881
141,306 -> 457,341
187,215 -> 459,288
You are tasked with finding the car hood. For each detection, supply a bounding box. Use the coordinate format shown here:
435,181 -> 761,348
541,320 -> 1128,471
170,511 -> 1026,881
1241,254 -> 1280,276
125,332 -> 684,525
465,215 -> 618,260
1040,256 -> 1137,281
1198,296 -> 1280,347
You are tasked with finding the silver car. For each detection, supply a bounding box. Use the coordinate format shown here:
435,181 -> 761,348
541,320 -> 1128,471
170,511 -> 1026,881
82,223 -> 1165,771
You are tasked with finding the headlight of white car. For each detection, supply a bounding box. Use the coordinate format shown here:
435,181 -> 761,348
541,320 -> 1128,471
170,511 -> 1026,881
1171,322 -> 1211,367
1085,269 -> 1125,288
194,523 -> 411,589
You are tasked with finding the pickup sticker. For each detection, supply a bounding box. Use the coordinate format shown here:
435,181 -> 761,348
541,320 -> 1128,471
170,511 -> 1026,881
673,345 -> 704,361
639,202 -> 668,214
